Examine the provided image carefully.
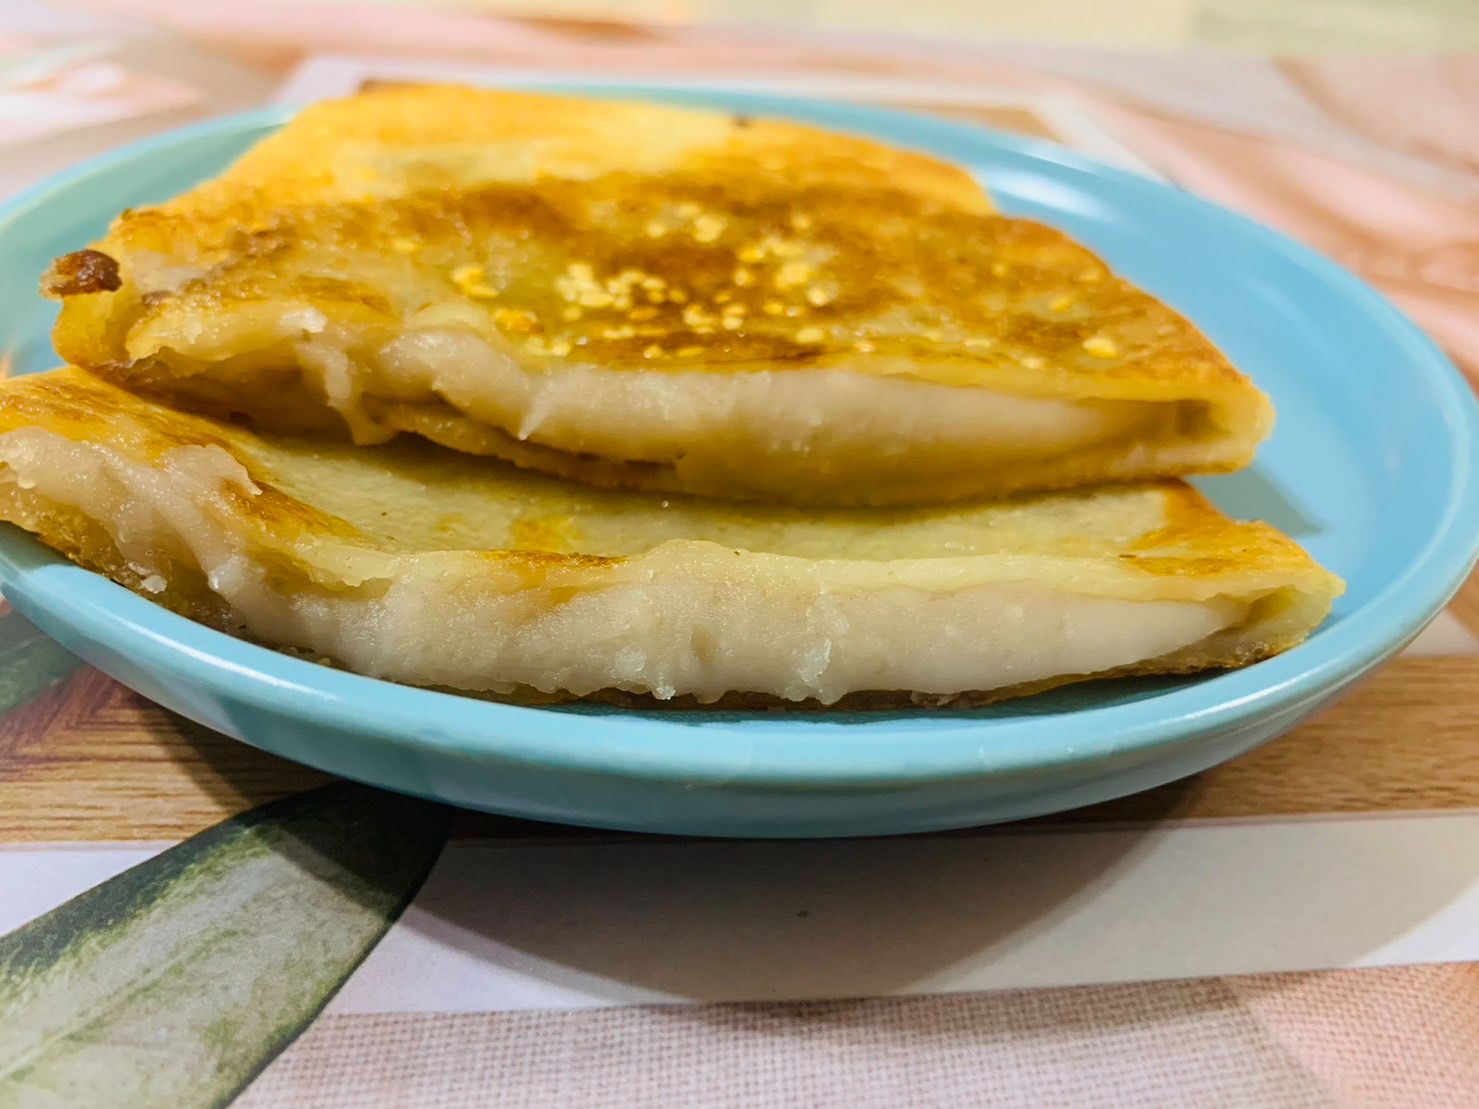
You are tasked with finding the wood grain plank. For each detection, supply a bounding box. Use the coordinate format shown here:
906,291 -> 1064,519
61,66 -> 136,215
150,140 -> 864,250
1043,656 -> 1479,825
1448,567 -> 1479,639
1,658 -> 1475,843
0,667 -> 328,842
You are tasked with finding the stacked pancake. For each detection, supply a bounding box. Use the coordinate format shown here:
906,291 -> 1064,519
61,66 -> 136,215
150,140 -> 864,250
0,86 -> 1340,706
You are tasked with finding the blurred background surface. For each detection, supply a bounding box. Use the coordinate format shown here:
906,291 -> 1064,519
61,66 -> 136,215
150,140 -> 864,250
6,0 -> 1477,52
286,0 -> 1478,52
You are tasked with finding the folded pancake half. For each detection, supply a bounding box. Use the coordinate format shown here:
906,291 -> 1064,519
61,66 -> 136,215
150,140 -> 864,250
45,85 -> 1270,506
0,369 -> 1337,706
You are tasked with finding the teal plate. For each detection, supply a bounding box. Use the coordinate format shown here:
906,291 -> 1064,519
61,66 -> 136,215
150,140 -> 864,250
1,90 -> 1477,837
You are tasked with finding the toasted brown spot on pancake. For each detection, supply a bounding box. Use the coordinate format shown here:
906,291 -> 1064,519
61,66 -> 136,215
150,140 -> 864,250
41,250 -> 121,297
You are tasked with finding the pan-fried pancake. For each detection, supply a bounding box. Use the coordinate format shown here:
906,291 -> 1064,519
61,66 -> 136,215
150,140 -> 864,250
45,85 -> 1271,506
0,369 -> 1337,705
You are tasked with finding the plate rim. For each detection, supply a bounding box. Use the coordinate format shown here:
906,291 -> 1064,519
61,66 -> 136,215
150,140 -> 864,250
1,90 -> 1476,788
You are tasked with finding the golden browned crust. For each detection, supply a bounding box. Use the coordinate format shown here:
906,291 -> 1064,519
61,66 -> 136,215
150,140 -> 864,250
50,148 -> 1244,397
170,85 -> 993,218
44,85 -> 1270,505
